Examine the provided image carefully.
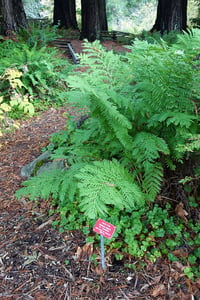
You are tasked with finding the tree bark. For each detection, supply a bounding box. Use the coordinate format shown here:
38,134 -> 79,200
0,0 -> 27,35
53,0 -> 78,29
81,0 -> 100,41
81,0 -> 107,41
151,0 -> 188,33
98,0 -> 108,31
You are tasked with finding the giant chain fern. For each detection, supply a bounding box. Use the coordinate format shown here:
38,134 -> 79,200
16,163 -> 86,206
76,159 -> 144,219
16,159 -> 144,219
17,31 -> 200,221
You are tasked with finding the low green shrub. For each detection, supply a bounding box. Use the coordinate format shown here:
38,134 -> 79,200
18,23 -> 60,48
0,26 -> 72,121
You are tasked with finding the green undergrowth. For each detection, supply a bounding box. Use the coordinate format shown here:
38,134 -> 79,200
0,24 -> 73,135
16,29 -> 200,277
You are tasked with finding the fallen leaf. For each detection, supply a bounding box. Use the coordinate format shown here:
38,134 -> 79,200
151,284 -> 166,298
195,278 -> 200,288
75,242 -> 93,261
95,264 -> 105,275
172,249 -> 188,258
153,275 -> 162,284
175,202 -> 188,222
172,261 -> 185,272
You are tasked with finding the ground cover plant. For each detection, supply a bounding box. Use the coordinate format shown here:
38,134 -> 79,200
16,29 -> 200,279
0,24 -> 72,135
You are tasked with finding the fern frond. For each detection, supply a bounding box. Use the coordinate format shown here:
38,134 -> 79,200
15,163 -> 87,206
173,29 -> 200,56
176,134 -> 200,152
147,112 -> 196,129
75,159 -> 145,219
142,162 -> 164,200
15,169 -> 65,201
132,131 -> 170,164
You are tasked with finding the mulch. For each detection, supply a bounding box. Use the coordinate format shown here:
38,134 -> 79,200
0,39 -> 200,300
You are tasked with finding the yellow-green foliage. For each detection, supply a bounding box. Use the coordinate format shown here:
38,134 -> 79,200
0,96 -> 11,137
1,68 -> 35,115
0,68 -> 34,139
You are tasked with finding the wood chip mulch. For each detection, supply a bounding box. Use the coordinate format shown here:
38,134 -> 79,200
0,40 -> 200,300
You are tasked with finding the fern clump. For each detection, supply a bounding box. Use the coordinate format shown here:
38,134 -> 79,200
17,30 -> 200,255
0,30 -> 72,120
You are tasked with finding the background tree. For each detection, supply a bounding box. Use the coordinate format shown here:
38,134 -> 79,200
0,0 -> 27,35
151,0 -> 188,33
80,0 -> 107,41
98,0 -> 108,31
53,0 -> 78,29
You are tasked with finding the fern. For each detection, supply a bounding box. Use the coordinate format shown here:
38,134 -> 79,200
15,163 -> 86,206
76,159 -> 144,219
128,39 -> 195,115
132,131 -> 170,164
147,112 -> 196,129
142,162 -> 164,200
16,31 -> 200,227
16,159 -> 144,219
176,134 -> 200,153
0,39 -> 72,105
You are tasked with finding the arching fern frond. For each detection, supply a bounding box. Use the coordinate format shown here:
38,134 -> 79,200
147,112 -> 196,129
15,163 -> 87,206
15,169 -> 65,201
76,159 -> 145,219
176,134 -> 200,153
132,131 -> 169,164
142,162 -> 164,201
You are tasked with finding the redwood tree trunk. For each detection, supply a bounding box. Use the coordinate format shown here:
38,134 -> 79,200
81,0 -> 100,42
0,0 -> 27,35
53,0 -> 78,29
98,0 -> 108,31
151,0 -> 188,33
81,0 -> 108,41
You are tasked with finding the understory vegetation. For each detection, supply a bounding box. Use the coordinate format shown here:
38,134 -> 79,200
0,25 -> 72,135
11,28 -> 200,278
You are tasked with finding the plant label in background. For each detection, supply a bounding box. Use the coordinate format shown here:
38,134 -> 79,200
93,219 -> 116,239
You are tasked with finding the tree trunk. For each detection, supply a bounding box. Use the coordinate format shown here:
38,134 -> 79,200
81,0 -> 100,42
98,0 -> 108,31
151,0 -> 188,33
53,0 -> 78,29
0,0 -> 27,35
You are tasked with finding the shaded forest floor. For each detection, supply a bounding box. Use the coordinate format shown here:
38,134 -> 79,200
0,40 -> 200,300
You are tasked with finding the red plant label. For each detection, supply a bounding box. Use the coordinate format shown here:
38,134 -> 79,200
93,219 -> 116,239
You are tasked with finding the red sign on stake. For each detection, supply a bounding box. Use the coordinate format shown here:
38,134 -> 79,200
93,219 -> 116,239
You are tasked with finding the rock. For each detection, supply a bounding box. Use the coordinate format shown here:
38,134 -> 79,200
21,150 -> 67,178
37,159 -> 66,175
21,151 -> 52,177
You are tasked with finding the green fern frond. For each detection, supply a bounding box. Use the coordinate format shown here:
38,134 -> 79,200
129,37 -> 196,115
132,131 -> 170,164
176,134 -> 200,152
75,159 -> 145,219
142,162 -> 164,200
15,169 -> 65,201
173,29 -> 200,56
15,163 -> 87,206
147,112 -> 196,129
